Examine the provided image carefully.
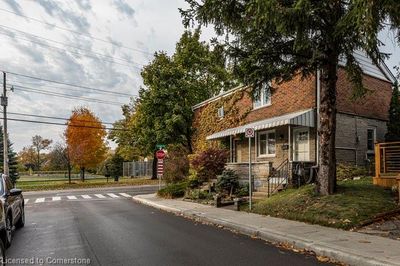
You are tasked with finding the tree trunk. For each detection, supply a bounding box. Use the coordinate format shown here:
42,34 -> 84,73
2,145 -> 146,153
37,150 -> 40,171
317,60 -> 338,195
68,165 -> 71,184
80,167 -> 85,182
152,152 -> 157,180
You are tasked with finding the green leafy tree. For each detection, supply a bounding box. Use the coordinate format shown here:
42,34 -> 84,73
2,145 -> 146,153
0,126 -> 19,184
181,0 -> 400,195
103,153 -> 124,179
386,81 -> 400,142
111,29 -> 236,157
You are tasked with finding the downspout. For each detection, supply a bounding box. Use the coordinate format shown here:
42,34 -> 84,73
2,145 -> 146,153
316,70 -> 321,166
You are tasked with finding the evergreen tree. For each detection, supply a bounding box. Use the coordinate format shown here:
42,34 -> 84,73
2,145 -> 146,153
181,0 -> 400,195
0,126 -> 19,184
386,81 -> 400,142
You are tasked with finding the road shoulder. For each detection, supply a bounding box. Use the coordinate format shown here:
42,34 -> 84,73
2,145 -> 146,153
133,193 -> 400,266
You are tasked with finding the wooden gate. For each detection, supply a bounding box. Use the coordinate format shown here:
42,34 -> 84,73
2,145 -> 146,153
374,142 -> 400,187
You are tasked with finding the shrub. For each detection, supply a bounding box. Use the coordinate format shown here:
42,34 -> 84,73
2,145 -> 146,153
191,148 -> 228,182
236,184 -> 249,197
157,182 -> 187,198
337,164 -> 368,181
163,144 -> 190,184
187,169 -> 201,189
216,169 -> 239,196
184,189 -> 212,200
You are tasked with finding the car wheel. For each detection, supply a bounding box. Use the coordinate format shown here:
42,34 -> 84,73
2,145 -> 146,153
5,215 -> 12,248
0,239 -> 5,265
16,206 -> 25,229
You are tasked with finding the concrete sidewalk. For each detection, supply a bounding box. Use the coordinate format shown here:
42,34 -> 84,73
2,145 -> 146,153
133,194 -> 400,266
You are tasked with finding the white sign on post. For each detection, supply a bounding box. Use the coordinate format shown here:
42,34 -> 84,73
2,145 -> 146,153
245,128 -> 254,210
245,128 -> 255,138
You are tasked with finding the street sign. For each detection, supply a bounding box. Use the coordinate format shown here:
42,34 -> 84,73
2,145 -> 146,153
157,159 -> 164,190
245,128 -> 255,138
157,159 -> 164,176
156,144 -> 166,150
156,150 -> 166,160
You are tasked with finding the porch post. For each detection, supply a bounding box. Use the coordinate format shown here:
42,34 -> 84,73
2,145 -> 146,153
288,125 -> 292,162
230,135 -> 233,163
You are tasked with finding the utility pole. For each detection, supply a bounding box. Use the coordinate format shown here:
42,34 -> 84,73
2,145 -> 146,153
2,72 -> 8,177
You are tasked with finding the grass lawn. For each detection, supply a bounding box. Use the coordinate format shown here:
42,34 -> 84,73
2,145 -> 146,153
16,177 -> 159,191
247,177 -> 399,229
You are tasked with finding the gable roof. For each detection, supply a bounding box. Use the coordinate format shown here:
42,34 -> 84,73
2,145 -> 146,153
192,51 -> 396,110
339,51 -> 396,83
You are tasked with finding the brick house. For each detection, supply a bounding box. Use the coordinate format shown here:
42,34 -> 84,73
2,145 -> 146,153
191,51 -> 395,184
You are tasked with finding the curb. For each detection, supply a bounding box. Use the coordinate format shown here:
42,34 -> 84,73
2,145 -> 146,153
24,184 -> 160,195
132,195 -> 399,266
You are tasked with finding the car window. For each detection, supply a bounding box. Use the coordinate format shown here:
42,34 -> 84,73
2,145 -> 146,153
4,176 -> 13,191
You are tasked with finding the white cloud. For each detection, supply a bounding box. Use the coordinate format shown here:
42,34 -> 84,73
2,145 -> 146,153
0,0 -> 398,153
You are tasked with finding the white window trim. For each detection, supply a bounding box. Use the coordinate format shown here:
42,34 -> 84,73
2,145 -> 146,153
367,127 -> 376,153
217,106 -> 224,119
292,127 -> 310,162
253,83 -> 272,110
257,129 -> 276,158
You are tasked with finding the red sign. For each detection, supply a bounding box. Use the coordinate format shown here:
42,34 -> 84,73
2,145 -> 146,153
156,150 -> 166,160
157,159 -> 164,176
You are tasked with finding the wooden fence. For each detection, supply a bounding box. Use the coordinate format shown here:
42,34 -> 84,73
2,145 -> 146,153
374,142 -> 400,187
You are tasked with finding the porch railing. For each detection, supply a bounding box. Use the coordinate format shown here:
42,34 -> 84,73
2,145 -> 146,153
375,142 -> 400,178
267,159 -> 289,197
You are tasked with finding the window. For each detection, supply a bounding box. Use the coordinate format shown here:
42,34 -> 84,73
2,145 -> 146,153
253,83 -> 272,109
367,128 -> 376,152
293,128 -> 310,161
258,130 -> 276,156
217,106 -> 224,118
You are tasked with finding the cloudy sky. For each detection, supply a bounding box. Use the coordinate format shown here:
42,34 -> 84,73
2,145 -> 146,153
0,0 -> 398,152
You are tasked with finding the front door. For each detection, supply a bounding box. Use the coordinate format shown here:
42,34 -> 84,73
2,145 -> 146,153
293,128 -> 310,161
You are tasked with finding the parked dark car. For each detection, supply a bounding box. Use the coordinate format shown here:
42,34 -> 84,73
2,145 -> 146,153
0,174 -> 25,251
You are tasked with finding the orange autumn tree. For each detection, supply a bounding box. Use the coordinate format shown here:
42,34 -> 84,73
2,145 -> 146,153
65,107 -> 107,181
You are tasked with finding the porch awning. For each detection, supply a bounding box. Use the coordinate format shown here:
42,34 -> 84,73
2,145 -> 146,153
206,108 -> 315,140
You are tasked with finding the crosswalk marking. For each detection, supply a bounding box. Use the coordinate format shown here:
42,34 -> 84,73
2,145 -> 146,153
35,198 -> 45,203
27,191 -> 134,204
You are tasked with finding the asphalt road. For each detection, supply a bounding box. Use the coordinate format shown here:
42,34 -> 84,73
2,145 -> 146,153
6,187 -> 331,266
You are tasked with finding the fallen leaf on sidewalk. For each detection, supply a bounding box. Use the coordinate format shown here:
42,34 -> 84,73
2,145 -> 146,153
358,240 -> 371,243
316,256 -> 330,262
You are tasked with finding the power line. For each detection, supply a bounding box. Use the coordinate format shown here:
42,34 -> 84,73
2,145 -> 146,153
11,84 -> 125,106
0,24 -> 146,66
0,7 -> 153,56
8,80 -> 127,98
1,111 -> 115,125
1,70 -> 136,97
0,30 -> 142,69
6,117 -> 127,131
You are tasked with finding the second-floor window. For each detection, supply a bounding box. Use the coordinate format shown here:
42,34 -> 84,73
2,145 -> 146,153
253,83 -> 272,109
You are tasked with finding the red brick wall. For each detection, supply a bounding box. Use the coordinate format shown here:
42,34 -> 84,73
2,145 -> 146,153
244,74 -> 316,123
192,69 -> 392,140
336,68 -> 392,121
